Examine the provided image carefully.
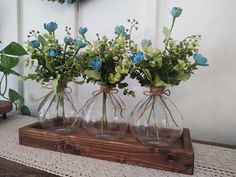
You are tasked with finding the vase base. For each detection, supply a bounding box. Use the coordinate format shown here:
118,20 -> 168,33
130,126 -> 182,147
40,117 -> 77,133
81,120 -> 128,139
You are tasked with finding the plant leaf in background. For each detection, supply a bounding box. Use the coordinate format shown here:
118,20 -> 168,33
20,105 -> 31,115
0,41 -> 30,115
8,89 -> 24,103
0,42 -> 28,57
1,55 -> 19,70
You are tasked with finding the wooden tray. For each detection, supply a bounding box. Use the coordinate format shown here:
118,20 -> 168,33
19,123 -> 194,175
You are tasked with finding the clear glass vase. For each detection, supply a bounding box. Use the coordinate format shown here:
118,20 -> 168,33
38,83 -> 79,133
130,87 -> 183,146
81,85 -> 128,139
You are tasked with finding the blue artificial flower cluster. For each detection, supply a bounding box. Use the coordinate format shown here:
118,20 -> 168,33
44,22 -> 58,33
79,27 -> 88,35
91,58 -> 102,70
193,54 -> 209,66
131,52 -> 144,64
73,39 -> 86,48
48,49 -> 58,57
64,36 -> 73,44
114,25 -> 128,38
171,7 -> 183,18
30,40 -> 40,48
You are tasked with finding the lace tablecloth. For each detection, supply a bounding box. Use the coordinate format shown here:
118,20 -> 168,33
0,116 -> 235,177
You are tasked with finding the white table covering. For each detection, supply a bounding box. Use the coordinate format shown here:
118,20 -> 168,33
0,116 -> 235,177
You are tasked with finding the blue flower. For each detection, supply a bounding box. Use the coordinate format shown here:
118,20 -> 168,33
193,54 -> 208,66
44,22 -> 58,33
64,36 -> 73,44
141,39 -> 152,48
171,7 -> 183,18
73,39 -> 86,48
114,25 -> 126,35
48,49 -> 58,57
79,27 -> 88,35
30,40 -> 40,48
91,58 -> 102,70
131,52 -> 145,64
122,31 -> 129,39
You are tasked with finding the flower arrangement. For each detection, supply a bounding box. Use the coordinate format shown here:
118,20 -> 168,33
130,7 -> 208,87
79,19 -> 139,96
25,22 -> 85,89
25,22 -> 87,131
129,7 -> 209,146
0,41 -> 30,115
78,20 -> 139,138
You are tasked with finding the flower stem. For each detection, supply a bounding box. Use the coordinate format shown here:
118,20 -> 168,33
100,91 -> 107,135
164,17 -> 176,54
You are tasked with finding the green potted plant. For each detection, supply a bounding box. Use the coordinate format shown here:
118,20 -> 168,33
25,22 -> 85,132
129,7 -> 208,146
0,41 -> 30,118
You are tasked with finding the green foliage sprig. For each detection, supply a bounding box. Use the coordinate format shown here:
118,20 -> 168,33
130,7 -> 208,88
0,42 -> 31,115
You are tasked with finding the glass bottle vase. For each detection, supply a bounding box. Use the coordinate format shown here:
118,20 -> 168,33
81,85 -> 128,139
38,83 -> 79,133
130,87 -> 183,146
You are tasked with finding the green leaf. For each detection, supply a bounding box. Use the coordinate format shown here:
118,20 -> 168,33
38,35 -> 47,48
177,72 -> 191,81
84,70 -> 101,80
8,89 -> 24,103
20,105 -> 31,115
156,58 -> 163,67
1,55 -> 19,69
0,42 -> 27,56
73,80 -> 85,85
143,69 -> 152,82
163,26 -> 170,39
118,83 -> 128,89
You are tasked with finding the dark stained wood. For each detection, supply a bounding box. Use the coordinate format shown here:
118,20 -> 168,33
0,100 -> 12,119
0,157 -> 58,177
19,123 -> 194,175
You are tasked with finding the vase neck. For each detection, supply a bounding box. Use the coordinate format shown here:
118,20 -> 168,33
57,83 -> 67,92
145,87 -> 170,96
100,85 -> 114,93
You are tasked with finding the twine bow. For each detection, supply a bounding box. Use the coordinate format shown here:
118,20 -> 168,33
80,85 -> 126,118
143,87 -> 171,97
37,83 -> 74,113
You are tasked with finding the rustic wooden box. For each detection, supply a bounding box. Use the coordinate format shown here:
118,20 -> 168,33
19,123 -> 194,175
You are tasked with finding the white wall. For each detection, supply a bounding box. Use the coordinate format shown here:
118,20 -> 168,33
0,0 -> 19,102
0,0 -> 236,145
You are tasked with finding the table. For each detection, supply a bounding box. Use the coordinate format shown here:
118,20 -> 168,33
0,116 -> 236,177
0,157 -> 58,177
